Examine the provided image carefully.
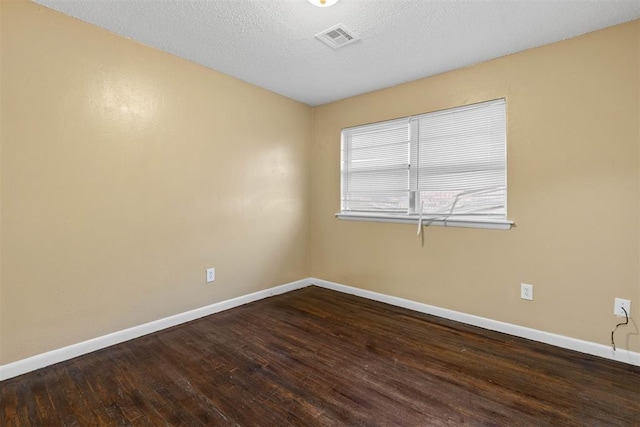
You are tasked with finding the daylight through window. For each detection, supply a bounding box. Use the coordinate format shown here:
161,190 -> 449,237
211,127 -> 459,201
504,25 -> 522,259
338,99 -> 512,230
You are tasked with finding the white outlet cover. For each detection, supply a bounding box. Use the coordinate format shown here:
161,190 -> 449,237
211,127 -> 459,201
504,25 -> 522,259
206,268 -> 215,283
613,298 -> 631,317
521,283 -> 533,301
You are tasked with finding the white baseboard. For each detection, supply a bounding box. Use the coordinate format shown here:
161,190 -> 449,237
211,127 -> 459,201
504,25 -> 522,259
0,278 -> 310,381
310,277 -> 640,367
2,276 -> 637,381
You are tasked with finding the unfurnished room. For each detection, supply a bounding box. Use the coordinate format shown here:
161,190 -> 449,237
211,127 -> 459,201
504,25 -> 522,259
1,0 -> 639,425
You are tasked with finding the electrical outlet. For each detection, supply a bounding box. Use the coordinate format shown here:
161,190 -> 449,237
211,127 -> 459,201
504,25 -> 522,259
206,268 -> 215,283
521,283 -> 533,301
613,298 -> 631,317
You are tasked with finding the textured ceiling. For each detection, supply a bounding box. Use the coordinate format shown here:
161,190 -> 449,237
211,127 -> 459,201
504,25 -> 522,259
32,0 -> 640,106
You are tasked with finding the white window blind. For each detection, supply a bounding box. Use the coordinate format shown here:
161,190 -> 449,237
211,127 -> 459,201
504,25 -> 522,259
339,99 -> 511,229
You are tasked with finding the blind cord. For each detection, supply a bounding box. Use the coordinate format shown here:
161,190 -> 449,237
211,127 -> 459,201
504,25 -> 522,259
416,185 -> 505,237
417,201 -> 444,236
416,189 -> 475,236
417,201 -> 424,236
417,202 -> 452,236
611,306 -> 629,351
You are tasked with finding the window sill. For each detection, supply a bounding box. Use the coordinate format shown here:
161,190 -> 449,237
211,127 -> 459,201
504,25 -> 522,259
335,212 -> 513,230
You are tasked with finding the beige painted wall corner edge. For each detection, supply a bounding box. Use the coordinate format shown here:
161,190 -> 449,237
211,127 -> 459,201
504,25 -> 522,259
2,277 -> 638,381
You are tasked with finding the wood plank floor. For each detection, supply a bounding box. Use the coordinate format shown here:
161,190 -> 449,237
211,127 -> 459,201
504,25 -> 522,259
2,286 -> 639,426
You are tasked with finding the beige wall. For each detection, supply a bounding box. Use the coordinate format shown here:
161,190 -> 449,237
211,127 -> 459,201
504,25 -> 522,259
1,0 -> 638,366
311,20 -> 640,352
0,1 -> 311,364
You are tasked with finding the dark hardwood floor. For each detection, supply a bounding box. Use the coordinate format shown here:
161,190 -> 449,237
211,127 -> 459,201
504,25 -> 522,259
2,286 -> 639,426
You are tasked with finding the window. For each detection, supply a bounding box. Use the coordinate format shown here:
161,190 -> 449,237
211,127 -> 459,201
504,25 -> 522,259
338,99 -> 511,230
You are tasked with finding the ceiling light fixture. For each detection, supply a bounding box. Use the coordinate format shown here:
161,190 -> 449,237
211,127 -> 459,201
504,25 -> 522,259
308,0 -> 340,7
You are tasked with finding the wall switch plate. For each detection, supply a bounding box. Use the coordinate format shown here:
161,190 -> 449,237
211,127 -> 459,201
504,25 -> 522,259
206,268 -> 215,283
613,298 -> 631,317
521,283 -> 533,301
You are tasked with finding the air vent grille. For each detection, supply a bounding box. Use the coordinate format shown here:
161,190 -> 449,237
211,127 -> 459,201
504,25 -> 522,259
315,24 -> 359,49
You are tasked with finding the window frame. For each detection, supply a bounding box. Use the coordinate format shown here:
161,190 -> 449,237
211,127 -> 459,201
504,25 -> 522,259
336,99 -> 513,230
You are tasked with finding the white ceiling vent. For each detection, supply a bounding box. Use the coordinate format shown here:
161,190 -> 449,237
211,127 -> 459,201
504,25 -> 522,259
315,24 -> 359,50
